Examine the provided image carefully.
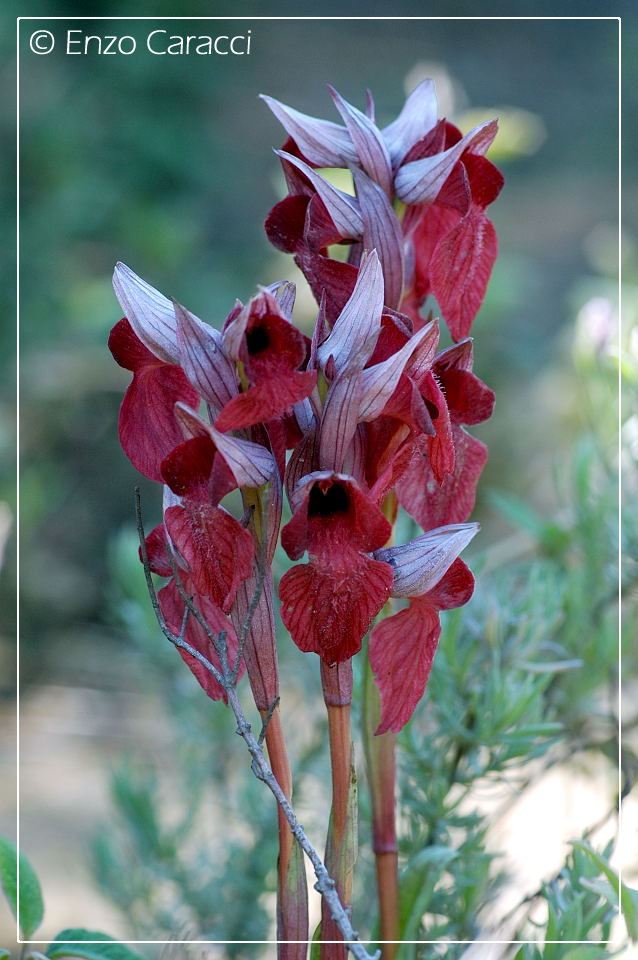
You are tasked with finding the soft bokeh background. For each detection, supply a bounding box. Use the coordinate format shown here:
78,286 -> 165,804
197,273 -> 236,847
2,6 -> 634,956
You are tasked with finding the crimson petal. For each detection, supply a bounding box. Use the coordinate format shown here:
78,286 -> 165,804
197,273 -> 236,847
280,548 -> 393,664
369,558 -> 474,733
215,371 -> 317,432
421,372 -> 455,482
397,427 -> 488,528
164,504 -> 254,613
403,204 -> 463,306
160,436 -> 237,506
159,581 -> 241,702
160,436 -> 216,496
395,120 -> 498,206
282,471 -> 392,559
142,524 -> 173,577
265,194 -> 310,253
369,598 -> 441,734
430,205 -> 498,341
437,368 -> 495,426
428,557 -> 475,610
303,193 -> 343,250
463,153 -> 505,209
294,249 -> 358,323
109,319 -> 199,482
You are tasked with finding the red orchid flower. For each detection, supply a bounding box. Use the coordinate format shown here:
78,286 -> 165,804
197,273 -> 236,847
215,288 -> 317,432
158,402 -> 278,611
282,253 -> 457,539
110,262 -> 241,480
397,338 -> 494,528
262,83 -> 502,338
143,518 -> 245,704
110,262 -> 287,716
280,471 -> 394,664
369,523 -> 479,733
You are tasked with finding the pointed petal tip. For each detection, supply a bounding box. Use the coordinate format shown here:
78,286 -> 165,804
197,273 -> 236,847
326,83 -> 345,108
112,260 -> 128,287
260,93 -> 280,110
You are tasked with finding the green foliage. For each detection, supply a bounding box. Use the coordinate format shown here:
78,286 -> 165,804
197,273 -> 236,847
92,753 -> 278,946
310,921 -> 322,960
47,931 -> 145,960
0,834 -> 143,959
0,836 -> 44,939
571,842 -> 638,942
510,842 -> 620,957
487,490 -> 571,558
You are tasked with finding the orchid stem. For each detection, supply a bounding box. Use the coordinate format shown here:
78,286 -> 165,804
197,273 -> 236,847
321,660 -> 355,960
263,704 -> 308,960
362,650 -> 399,960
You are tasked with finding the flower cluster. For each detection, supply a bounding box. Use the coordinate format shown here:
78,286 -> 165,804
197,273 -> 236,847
109,79 -> 500,735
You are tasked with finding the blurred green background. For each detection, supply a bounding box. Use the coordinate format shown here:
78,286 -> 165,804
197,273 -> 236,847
2,6 -> 634,955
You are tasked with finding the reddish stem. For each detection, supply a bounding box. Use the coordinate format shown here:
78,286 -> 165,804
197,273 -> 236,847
376,852 -> 399,956
264,704 -> 308,960
320,661 -> 354,960
363,655 -> 399,960
365,494 -> 401,959
235,556 -> 308,956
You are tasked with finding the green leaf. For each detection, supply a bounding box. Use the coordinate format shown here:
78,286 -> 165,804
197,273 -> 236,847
398,846 -> 458,953
501,722 -> 564,742
280,840 -> 308,945
47,931 -> 146,960
403,845 -> 458,871
515,658 -> 583,673
571,841 -> 637,940
561,948 -> 609,960
0,835 -> 44,938
324,761 -> 358,896
487,490 -> 548,537
0,949 -> 10,960
579,876 -> 618,906
512,949 -> 542,960
487,490 -> 571,555
309,921 -> 321,960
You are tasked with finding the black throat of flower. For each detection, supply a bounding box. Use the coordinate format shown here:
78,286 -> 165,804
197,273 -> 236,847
308,482 -> 349,519
246,324 -> 270,355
